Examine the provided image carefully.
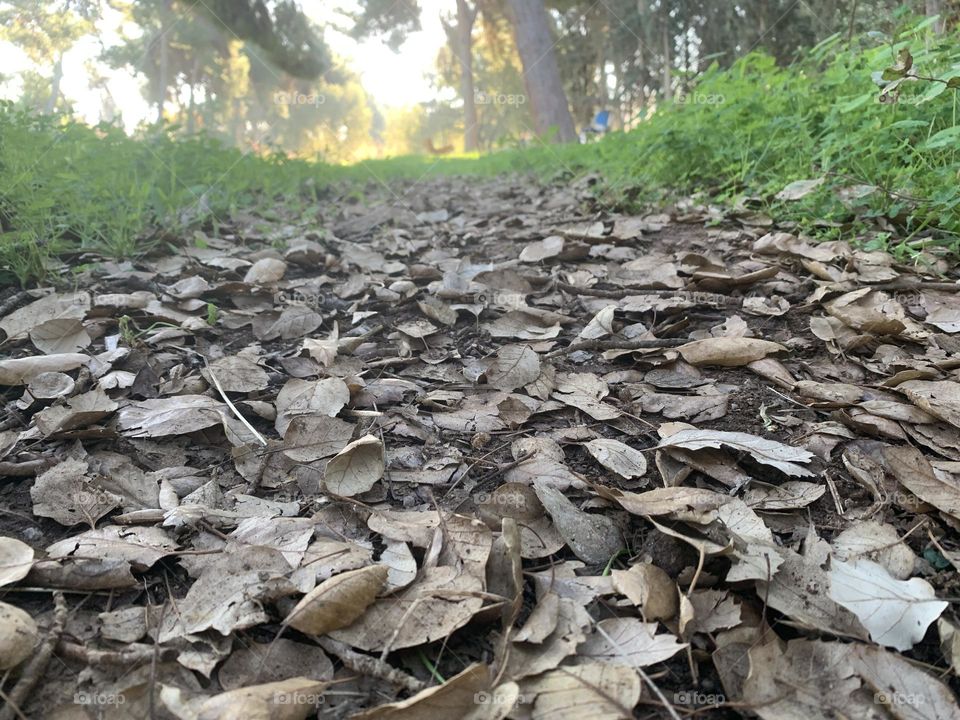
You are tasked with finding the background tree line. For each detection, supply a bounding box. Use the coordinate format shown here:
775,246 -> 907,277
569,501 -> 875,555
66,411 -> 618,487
0,0 -> 951,160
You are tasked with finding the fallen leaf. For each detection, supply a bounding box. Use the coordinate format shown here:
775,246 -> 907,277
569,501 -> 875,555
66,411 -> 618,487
657,427 -> 815,477
578,617 -> 686,667
584,438 -> 648,479
829,558 -> 947,651
161,677 -> 325,720
0,601 -> 37,670
352,664 -> 490,719
286,565 -> 387,635
484,345 -> 541,391
322,434 -> 384,496
611,563 -> 678,620
533,481 -> 623,565
677,337 -> 786,367
0,537 -> 34,587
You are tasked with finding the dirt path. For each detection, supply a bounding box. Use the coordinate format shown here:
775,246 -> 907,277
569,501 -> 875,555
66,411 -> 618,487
1,175 -> 959,719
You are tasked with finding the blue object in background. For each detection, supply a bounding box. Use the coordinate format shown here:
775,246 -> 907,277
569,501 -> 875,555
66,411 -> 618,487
591,110 -> 611,132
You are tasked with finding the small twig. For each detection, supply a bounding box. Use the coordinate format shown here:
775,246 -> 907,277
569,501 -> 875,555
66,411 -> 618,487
595,622 -> 683,720
56,640 -> 177,666
556,281 -> 685,298
202,359 -> 268,447
0,290 -> 34,319
546,337 -> 686,358
316,636 -> 426,694
470,450 -> 533,485
0,591 -> 68,720
364,357 -> 417,369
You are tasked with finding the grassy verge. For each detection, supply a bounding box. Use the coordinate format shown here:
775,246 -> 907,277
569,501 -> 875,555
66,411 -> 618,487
1,18 -> 959,287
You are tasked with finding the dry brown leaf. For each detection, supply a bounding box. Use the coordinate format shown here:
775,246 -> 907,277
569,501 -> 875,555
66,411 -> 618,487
0,352 -> 89,385
898,380 -> 960,429
161,677 -> 325,720
201,356 -> 269,393
352,664 -> 490,720
829,558 -> 946,651
322,434 -> 384,496
282,414 -> 354,462
0,601 -> 37,670
677,337 -> 786,366
611,563 -> 678,620
0,536 -> 34,587
596,485 -> 729,519
286,565 -> 388,635
484,344 -> 541,391
533,481 -> 623,565
520,662 -> 641,720
30,457 -> 119,527
883,444 -> 960,521
551,372 -> 619,420
117,395 -> 226,437
657,427 -> 815,477
583,438 -> 648,479
519,235 -> 564,262
29,318 -> 92,354
578,617 -> 686,667
243,257 -> 288,284
218,639 -> 334,690
275,377 -> 350,434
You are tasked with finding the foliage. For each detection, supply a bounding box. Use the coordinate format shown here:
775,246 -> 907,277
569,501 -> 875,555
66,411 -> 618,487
2,19 -> 960,286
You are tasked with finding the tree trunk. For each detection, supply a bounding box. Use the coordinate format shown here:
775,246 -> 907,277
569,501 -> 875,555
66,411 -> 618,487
504,0 -> 576,143
661,22 -> 672,101
926,0 -> 945,33
45,53 -> 63,114
445,0 -> 480,152
187,57 -> 200,134
156,33 -> 168,123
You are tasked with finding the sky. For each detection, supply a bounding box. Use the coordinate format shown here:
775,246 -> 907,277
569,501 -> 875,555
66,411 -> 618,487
0,0 -> 449,131
311,0 -> 449,108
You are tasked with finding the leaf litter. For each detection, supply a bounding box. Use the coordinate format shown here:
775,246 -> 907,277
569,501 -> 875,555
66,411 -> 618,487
0,175 -> 959,718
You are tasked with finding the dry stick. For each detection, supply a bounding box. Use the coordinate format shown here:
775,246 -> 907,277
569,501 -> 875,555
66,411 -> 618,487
316,636 -> 426,694
555,281 -> 713,299
442,441 -> 514,501
0,459 -> 49,477
202,359 -> 268,447
0,591 -> 68,720
56,640 -> 178,666
546,337 -> 686,358
593,622 -> 683,720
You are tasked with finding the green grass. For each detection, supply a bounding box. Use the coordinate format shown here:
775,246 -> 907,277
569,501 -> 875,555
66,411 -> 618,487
2,18 -> 960,286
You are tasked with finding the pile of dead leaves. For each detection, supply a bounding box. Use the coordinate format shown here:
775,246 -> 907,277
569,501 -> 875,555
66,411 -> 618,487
1,176 -> 959,719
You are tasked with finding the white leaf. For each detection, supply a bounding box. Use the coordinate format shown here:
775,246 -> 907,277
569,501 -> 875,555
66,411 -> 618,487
0,537 -> 33,587
657,428 -> 814,477
584,438 -> 647,479
578,617 -> 686,667
829,558 -> 947,651
322,435 -> 384,497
